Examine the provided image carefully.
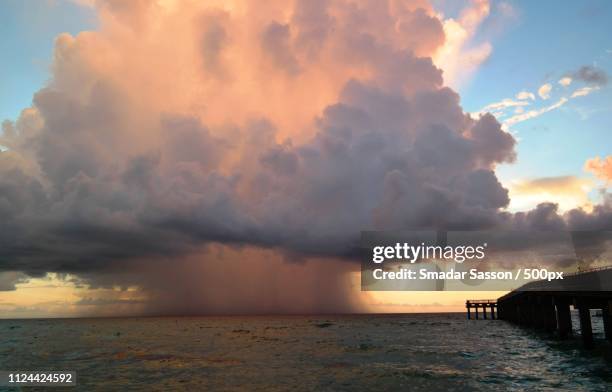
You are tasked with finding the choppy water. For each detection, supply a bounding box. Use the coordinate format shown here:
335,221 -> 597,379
1,313 -> 611,391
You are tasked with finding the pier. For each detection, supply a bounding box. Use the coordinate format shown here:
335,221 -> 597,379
493,266 -> 612,348
465,299 -> 497,320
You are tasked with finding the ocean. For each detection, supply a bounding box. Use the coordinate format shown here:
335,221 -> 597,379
1,313 -> 611,391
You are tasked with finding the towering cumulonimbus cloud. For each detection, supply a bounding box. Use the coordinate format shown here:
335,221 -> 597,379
0,0 -> 609,312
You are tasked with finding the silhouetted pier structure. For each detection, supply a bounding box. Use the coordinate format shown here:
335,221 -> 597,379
465,299 -> 497,320
495,266 -> 612,348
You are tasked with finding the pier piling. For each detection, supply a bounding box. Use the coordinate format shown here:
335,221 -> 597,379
603,300 -> 612,342
555,299 -> 572,339
495,266 -> 612,348
465,300 -> 497,322
577,303 -> 594,348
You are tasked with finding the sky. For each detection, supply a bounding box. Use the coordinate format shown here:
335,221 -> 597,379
0,0 -> 97,122
0,0 -> 610,318
454,0 -> 612,211
428,0 -> 612,213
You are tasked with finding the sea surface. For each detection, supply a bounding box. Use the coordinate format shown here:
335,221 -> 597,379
1,313 -> 611,391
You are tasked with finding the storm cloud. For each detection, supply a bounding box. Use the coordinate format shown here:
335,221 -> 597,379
0,0 -> 609,312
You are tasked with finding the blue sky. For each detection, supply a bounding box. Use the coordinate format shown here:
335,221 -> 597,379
0,0 -> 96,122
1,0 -> 610,208
454,0 -> 612,187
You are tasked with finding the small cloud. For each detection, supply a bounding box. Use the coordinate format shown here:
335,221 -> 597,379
472,97 -> 530,119
558,77 -> 572,87
584,155 -> 612,182
571,65 -> 608,86
509,175 -> 593,212
512,176 -> 591,194
537,83 -> 552,99
481,98 -> 530,112
504,97 -> 568,126
516,91 -> 535,100
571,86 -> 599,98
481,62 -> 607,130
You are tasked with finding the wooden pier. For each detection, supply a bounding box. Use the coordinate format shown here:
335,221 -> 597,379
465,299 -> 497,320
493,266 -> 612,348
